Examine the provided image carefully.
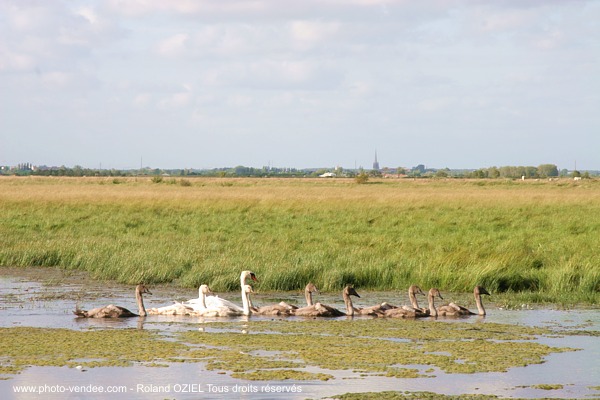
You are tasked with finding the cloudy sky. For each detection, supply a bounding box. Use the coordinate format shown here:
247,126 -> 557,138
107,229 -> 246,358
1,1 -> 599,170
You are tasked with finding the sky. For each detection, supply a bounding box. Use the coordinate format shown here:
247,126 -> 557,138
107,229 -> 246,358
1,0 -> 599,171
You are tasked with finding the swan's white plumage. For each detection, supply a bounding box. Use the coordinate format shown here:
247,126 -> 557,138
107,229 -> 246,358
183,271 -> 258,317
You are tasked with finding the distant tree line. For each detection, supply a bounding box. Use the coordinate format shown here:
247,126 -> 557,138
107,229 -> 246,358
1,163 -> 596,178
463,164 -> 592,179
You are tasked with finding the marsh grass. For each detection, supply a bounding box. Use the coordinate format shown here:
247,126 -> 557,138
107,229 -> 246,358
1,177 -> 599,303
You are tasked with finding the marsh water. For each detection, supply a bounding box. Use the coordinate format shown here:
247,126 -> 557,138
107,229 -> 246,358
1,268 -> 599,400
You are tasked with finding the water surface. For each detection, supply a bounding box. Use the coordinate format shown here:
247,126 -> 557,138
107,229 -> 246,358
1,268 -> 598,399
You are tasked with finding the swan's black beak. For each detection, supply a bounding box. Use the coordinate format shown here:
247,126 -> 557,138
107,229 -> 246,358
250,272 -> 258,282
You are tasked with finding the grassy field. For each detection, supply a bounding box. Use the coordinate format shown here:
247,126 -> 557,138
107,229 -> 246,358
0,176 -> 598,304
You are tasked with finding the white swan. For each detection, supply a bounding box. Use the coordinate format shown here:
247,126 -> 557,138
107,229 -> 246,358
147,301 -> 195,316
241,284 -> 254,316
184,271 -> 258,316
184,284 -> 245,317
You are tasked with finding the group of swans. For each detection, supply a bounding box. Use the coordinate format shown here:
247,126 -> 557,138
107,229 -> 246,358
426,286 -> 490,317
73,271 -> 490,319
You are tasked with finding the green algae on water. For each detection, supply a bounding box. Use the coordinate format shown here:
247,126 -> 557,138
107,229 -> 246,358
529,384 -> 565,390
0,327 -> 187,376
332,391 -> 506,399
0,318 -> 579,383
232,370 -> 333,381
178,319 -> 576,379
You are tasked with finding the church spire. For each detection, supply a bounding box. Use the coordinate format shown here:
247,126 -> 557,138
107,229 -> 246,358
373,151 -> 380,171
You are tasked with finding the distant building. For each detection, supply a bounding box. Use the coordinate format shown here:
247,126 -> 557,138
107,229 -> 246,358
372,151 -> 380,171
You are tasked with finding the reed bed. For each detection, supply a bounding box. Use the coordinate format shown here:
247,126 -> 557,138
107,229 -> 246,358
1,176 -> 598,304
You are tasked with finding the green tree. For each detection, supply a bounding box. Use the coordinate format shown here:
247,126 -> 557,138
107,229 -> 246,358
537,164 -> 558,178
355,172 -> 369,184
488,167 -> 500,178
435,169 -> 449,178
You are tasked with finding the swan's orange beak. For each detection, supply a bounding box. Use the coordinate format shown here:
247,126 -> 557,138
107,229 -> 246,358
250,272 -> 258,282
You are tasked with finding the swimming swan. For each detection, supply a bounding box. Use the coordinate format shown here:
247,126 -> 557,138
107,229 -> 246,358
184,284 -> 246,317
245,288 -> 294,316
74,284 -> 151,318
277,282 -> 319,313
384,285 -> 429,318
147,301 -> 195,316
448,286 -> 490,316
241,284 -> 254,316
426,288 -> 468,317
294,285 -> 361,317
184,270 -> 258,314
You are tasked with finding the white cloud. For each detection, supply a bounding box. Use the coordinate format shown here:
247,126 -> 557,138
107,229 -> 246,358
133,93 -> 152,108
227,94 -> 253,107
40,71 -> 71,88
417,97 -> 452,112
157,92 -> 192,110
156,33 -> 190,57
531,30 -> 565,50
290,20 -> 341,50
0,50 -> 35,72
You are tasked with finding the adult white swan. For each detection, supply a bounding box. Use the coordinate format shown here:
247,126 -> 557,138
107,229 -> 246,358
184,271 -> 258,315
185,284 -> 246,317
241,284 -> 254,316
147,301 -> 195,316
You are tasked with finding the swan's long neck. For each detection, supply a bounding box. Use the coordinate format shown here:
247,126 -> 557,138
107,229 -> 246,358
409,290 -> 420,309
305,289 -> 313,306
242,288 -> 251,316
343,291 -> 354,316
136,288 -> 146,317
199,290 -> 207,309
475,292 -> 486,316
427,293 -> 437,317
240,272 -> 254,308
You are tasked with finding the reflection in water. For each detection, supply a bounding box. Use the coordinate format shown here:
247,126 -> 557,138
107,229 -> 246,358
1,272 -> 599,400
